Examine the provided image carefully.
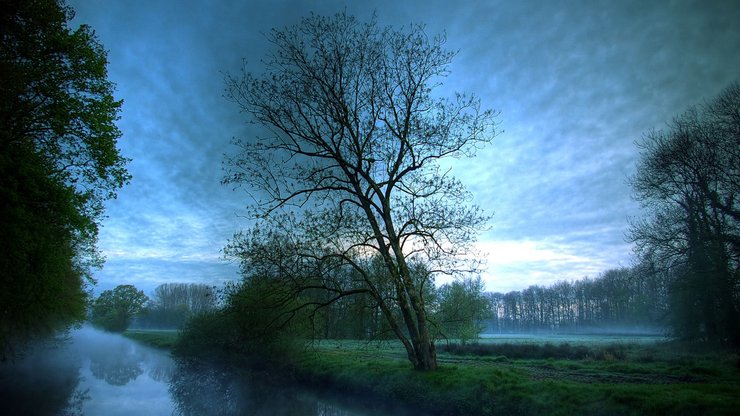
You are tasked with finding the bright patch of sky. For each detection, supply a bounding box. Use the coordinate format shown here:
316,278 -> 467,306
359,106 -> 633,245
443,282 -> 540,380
69,0 -> 740,295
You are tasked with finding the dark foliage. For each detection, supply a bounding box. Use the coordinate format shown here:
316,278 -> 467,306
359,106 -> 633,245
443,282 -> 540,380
90,285 -> 148,333
0,0 -> 129,356
439,341 -> 627,360
486,266 -> 668,333
629,82 -> 740,345
174,279 -> 309,367
223,11 -> 497,370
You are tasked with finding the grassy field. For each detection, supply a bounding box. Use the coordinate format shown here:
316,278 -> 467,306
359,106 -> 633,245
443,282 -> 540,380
123,328 -> 180,349
301,336 -> 740,415
125,330 -> 739,415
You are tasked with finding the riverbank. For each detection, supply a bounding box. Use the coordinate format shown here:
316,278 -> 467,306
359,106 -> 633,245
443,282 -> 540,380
123,329 -> 180,349
125,332 -> 740,415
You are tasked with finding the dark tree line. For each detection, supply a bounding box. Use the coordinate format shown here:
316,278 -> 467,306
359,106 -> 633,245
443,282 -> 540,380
305,265 -> 488,343
628,82 -> 739,345
486,267 -> 668,333
1,0 -> 128,356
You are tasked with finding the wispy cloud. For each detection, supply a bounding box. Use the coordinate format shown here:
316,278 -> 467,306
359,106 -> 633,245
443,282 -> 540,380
472,237 -> 631,292
69,0 -> 740,294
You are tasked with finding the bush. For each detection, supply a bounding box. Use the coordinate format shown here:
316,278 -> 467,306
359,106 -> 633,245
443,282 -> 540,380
173,278 -> 310,367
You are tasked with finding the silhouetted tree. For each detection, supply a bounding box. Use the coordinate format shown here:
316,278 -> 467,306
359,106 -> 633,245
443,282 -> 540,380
90,285 -> 148,332
629,82 -> 740,344
0,0 -> 129,356
223,12 -> 497,370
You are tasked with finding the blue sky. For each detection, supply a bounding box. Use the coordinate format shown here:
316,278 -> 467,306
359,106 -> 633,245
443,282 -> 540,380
68,0 -> 740,295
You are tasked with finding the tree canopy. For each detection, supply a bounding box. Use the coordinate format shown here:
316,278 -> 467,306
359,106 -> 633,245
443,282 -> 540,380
434,276 -> 491,344
90,285 -> 148,333
224,12 -> 497,370
0,0 -> 129,356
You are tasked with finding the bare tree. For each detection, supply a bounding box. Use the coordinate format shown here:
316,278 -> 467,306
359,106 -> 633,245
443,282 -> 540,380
223,12 -> 497,370
629,82 -> 739,344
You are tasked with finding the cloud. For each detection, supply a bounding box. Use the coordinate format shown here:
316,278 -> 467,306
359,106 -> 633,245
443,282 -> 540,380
68,0 -> 740,295
473,237 -> 631,293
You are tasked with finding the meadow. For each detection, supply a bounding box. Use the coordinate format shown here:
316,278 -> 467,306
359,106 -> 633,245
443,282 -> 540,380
300,334 -> 739,415
126,331 -> 740,415
123,328 -> 180,349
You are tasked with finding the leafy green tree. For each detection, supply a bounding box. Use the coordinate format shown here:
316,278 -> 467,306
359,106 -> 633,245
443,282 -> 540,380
90,285 -> 148,333
224,12 -> 497,371
175,278 -> 309,365
0,0 -> 129,355
434,276 -> 491,344
629,82 -> 739,344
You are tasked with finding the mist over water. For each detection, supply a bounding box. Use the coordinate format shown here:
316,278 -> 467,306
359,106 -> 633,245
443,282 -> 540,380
0,327 -> 420,415
0,326 -> 174,415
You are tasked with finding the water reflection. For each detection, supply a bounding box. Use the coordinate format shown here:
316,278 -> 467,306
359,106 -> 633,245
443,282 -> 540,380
73,327 -> 175,415
0,326 -> 174,415
170,360 -> 323,415
88,344 -> 143,386
0,337 -> 84,415
0,328 -> 422,416
169,360 -> 424,416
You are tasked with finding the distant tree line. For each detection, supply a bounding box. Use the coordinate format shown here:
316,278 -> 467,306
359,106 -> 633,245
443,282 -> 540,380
87,283 -> 217,332
136,283 -> 217,329
486,267 -> 668,333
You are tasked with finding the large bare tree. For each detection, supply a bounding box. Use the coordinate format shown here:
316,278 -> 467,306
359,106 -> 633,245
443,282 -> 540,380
629,82 -> 739,344
223,13 -> 497,370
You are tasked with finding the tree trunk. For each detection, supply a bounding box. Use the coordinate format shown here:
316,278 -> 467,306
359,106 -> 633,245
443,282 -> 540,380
413,331 -> 438,371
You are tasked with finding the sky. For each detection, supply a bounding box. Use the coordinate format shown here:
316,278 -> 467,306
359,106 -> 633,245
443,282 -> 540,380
68,0 -> 740,295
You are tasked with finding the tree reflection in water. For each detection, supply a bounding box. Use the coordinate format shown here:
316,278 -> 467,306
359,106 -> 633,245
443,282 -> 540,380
88,342 -> 144,386
168,359 -> 419,416
2,328 -> 418,415
170,359 -> 359,416
0,337 -> 89,415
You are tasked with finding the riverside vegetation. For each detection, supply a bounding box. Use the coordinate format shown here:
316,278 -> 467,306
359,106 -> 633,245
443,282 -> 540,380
126,330 -> 740,415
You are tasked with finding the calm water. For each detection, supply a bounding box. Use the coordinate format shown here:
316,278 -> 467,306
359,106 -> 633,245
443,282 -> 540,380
0,327 -> 419,416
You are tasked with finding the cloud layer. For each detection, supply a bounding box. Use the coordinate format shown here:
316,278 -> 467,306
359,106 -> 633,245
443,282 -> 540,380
69,0 -> 740,294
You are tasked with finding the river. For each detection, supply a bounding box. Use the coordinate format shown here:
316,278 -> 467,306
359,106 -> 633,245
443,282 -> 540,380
0,327 -> 419,415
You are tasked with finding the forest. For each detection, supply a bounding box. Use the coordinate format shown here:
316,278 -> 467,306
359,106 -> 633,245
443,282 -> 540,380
486,267 -> 666,333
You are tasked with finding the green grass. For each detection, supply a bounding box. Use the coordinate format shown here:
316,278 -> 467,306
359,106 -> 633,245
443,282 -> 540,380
123,329 -> 180,349
290,339 -> 740,415
158,330 -> 739,415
